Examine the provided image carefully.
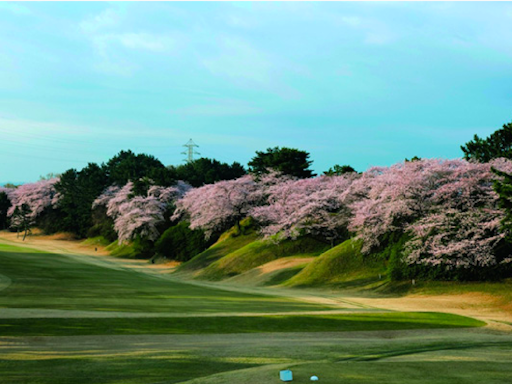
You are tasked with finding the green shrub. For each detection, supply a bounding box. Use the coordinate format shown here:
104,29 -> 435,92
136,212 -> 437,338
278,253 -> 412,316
155,222 -> 213,262
107,236 -> 154,259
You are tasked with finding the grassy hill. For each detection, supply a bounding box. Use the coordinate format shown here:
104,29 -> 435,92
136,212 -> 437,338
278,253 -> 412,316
285,238 -> 387,289
197,236 -> 328,281
175,223 -> 389,288
175,219 -> 259,276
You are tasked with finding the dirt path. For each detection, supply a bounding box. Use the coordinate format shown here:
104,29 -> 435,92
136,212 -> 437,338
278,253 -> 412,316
1,231 -> 511,331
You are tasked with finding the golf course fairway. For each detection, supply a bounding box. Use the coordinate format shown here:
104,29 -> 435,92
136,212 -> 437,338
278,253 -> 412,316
1,239 -> 511,384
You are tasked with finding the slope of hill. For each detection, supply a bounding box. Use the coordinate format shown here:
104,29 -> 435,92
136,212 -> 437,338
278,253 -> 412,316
197,236 -> 329,281
224,256 -> 315,287
174,219 -> 259,277
284,238 -> 387,289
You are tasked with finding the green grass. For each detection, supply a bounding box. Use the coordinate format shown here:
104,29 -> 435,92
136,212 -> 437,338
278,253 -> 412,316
0,312 -> 483,337
105,240 -> 139,258
203,359 -> 512,384
2,331 -> 511,384
176,225 -> 259,275
262,265 -> 306,286
0,243 -> 328,313
285,239 -> 386,288
198,237 -> 328,281
0,356 -> 256,384
81,236 -> 111,247
0,236 -> 508,384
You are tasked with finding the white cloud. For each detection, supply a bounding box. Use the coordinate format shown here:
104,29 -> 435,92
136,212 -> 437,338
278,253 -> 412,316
0,2 -> 31,16
364,32 -> 394,45
116,33 -> 173,52
80,8 -> 120,33
80,8 -> 177,75
93,32 -> 174,55
201,37 -> 273,86
0,116 -> 89,139
341,16 -> 362,27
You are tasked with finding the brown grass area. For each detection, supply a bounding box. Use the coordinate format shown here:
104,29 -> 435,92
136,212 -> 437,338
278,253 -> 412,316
259,257 -> 315,274
351,293 -> 512,330
0,230 -> 110,256
0,230 -> 178,274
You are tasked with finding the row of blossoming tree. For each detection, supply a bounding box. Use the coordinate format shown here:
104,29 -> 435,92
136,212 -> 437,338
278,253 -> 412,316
2,157 -> 512,279
3,122 -> 512,280
169,159 -> 512,279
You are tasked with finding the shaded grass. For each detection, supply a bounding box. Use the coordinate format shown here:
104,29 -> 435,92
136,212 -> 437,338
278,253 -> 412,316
218,360 -> 512,384
176,227 -> 259,274
2,336 -> 510,384
106,241 -> 139,259
81,236 -> 111,247
0,243 -> 328,313
263,265 -> 305,286
199,237 -> 328,281
0,355 -> 255,384
0,312 -> 484,337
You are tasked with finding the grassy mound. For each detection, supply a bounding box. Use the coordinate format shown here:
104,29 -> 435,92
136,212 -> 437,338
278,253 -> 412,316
81,236 -> 111,247
175,220 -> 259,276
197,237 -> 329,281
285,238 -> 386,288
106,240 -> 139,258
225,256 -> 312,287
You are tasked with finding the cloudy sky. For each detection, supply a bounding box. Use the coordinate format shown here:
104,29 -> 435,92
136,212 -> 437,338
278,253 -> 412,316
1,2 -> 512,183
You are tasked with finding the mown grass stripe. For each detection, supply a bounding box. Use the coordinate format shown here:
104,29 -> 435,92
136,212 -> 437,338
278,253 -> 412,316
0,312 -> 484,337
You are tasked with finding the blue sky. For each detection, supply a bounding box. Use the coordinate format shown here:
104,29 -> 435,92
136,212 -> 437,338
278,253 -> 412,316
1,2 -> 512,183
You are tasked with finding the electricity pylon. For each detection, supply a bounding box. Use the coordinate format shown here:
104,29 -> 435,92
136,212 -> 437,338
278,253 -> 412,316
182,139 -> 200,163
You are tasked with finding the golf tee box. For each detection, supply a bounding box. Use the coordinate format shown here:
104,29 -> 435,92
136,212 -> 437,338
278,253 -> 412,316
280,369 -> 293,382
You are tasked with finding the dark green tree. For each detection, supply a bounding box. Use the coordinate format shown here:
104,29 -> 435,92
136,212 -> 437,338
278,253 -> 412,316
106,150 -> 176,194
323,164 -> 357,176
405,156 -> 422,162
461,121 -> 512,162
49,150 -> 180,238
248,146 -> 315,178
0,192 -> 11,230
11,203 -> 32,241
171,158 -> 246,187
155,222 -> 213,261
54,163 -> 109,237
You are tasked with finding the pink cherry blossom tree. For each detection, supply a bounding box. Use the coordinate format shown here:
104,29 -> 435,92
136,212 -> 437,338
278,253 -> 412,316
0,187 -> 13,199
94,181 -> 191,243
251,174 -> 358,243
7,178 -> 59,226
403,158 -> 512,270
173,175 -> 261,238
348,158 -> 512,270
